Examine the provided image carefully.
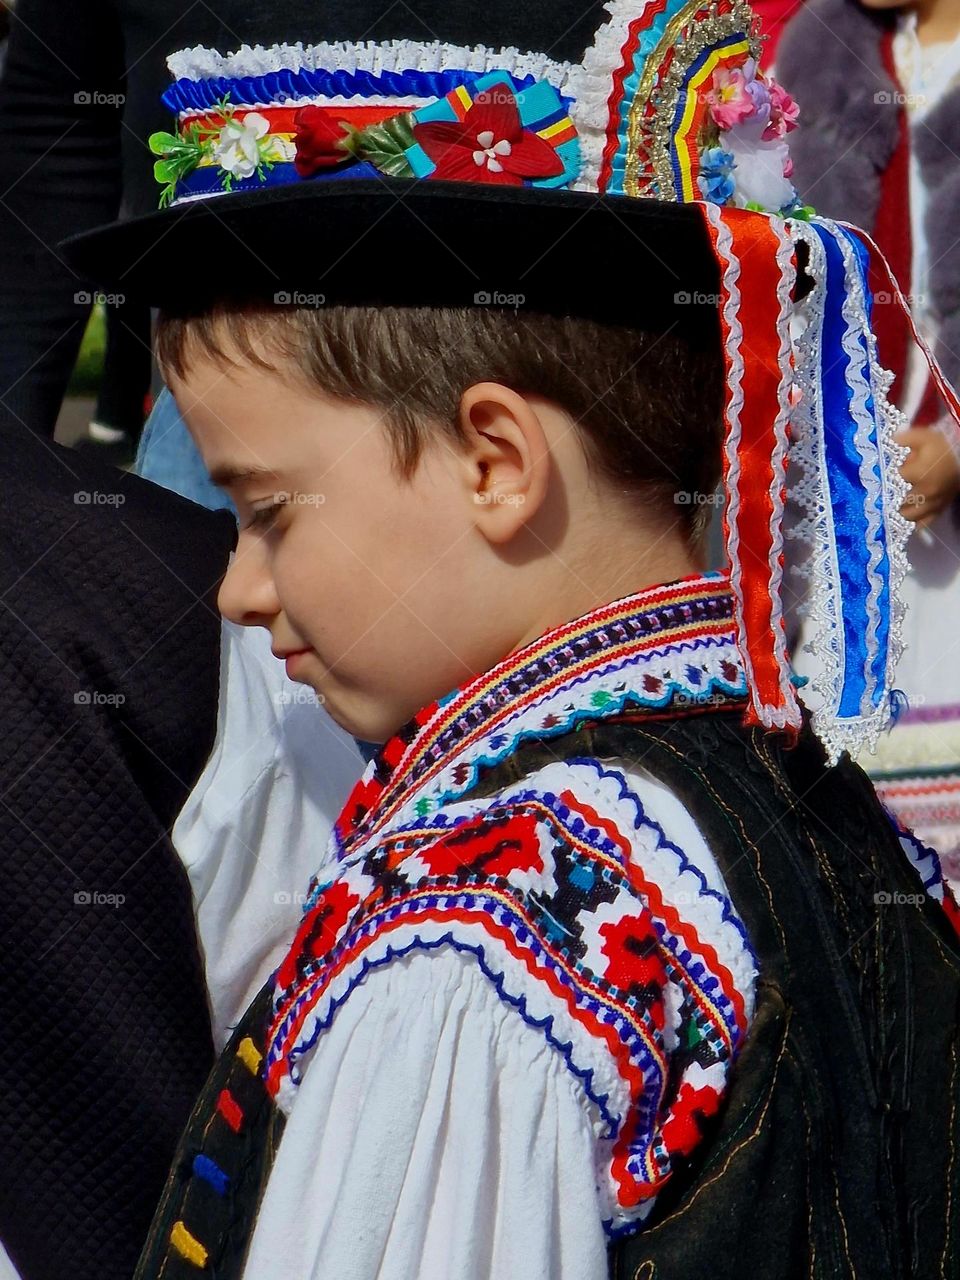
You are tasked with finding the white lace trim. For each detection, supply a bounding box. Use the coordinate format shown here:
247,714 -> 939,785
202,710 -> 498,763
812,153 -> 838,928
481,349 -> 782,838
564,0 -> 646,193
167,39 -> 575,90
787,219 -> 911,765
786,221 -> 846,744
768,218 -> 803,728
702,202 -> 758,708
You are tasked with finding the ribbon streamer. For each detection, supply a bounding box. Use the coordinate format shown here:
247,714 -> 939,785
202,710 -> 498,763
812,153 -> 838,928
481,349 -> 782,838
699,202 -> 801,736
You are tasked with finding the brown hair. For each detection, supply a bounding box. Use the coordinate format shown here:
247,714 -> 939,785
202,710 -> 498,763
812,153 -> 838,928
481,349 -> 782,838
155,301 -> 724,535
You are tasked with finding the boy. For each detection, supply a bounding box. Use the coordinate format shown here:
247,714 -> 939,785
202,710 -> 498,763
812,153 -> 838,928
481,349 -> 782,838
62,1 -> 960,1276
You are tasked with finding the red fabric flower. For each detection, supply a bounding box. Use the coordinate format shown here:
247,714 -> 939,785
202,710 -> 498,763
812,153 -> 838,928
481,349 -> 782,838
412,87 -> 563,186
294,106 -> 352,177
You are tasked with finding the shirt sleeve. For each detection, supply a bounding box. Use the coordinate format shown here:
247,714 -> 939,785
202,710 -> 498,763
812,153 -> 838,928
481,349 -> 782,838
242,755 -> 757,1277
172,617 -> 365,1046
241,946 -> 609,1280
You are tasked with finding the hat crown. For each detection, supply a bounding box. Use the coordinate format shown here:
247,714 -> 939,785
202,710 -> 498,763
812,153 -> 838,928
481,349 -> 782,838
149,0 -> 802,214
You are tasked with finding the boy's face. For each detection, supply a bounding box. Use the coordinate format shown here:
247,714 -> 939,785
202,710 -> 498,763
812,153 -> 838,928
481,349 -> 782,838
168,352 -> 542,742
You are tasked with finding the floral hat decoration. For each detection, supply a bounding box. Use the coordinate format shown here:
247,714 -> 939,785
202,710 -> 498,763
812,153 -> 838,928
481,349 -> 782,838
61,0 -> 960,764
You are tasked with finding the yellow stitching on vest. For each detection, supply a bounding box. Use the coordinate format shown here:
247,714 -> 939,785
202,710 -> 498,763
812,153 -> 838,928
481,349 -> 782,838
630,727 -> 789,954
783,1046 -> 818,1279
757,736 -> 866,960
170,1221 -> 208,1267
633,1263 -> 657,1280
942,1028 -> 959,1279
829,1128 -> 856,1277
918,919 -> 960,979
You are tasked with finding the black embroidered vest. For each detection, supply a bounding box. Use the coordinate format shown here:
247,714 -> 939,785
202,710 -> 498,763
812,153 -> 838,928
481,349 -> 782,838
135,708 -> 960,1280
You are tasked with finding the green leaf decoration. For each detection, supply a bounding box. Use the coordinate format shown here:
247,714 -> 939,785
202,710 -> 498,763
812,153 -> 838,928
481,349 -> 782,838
152,158 -> 180,184
148,130 -> 182,156
354,111 -> 417,178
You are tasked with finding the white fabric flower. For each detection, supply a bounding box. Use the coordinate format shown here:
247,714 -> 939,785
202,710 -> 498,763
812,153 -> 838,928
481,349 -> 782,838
212,112 -> 271,178
725,117 -> 795,212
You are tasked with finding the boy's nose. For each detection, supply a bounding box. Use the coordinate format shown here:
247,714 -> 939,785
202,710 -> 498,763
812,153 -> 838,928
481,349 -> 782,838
217,536 -> 281,627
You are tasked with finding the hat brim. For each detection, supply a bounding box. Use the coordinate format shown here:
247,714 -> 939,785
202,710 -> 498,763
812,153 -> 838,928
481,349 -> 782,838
59,179 -> 721,335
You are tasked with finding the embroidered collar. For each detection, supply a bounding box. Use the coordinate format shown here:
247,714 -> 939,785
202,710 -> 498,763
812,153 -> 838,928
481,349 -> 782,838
331,570 -> 748,865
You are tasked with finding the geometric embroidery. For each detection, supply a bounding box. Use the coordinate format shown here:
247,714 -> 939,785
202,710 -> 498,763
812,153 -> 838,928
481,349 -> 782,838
263,572 -> 758,1235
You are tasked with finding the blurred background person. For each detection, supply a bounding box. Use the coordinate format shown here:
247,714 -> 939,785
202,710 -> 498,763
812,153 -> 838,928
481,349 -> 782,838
779,0 -> 960,881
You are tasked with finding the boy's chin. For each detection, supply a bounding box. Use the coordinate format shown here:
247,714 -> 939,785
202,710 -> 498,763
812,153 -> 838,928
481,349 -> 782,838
312,684 -> 399,747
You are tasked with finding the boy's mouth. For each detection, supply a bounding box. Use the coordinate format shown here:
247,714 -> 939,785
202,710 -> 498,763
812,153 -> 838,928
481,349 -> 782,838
272,646 -> 313,677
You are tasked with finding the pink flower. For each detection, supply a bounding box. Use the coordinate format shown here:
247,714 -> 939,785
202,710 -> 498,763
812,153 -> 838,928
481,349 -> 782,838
763,80 -> 800,140
707,66 -> 756,130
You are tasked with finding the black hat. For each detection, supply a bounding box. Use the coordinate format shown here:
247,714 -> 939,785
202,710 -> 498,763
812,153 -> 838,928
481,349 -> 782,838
58,0 -> 940,765
59,0 -> 803,325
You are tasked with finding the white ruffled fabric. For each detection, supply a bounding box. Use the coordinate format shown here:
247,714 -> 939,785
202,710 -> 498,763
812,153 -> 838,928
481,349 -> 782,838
172,618 -> 365,1046
241,949 -> 609,1280
223,754 -> 755,1279
167,40 -> 574,89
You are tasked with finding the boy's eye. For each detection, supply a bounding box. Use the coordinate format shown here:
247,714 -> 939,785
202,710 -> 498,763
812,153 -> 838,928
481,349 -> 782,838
244,498 -> 284,532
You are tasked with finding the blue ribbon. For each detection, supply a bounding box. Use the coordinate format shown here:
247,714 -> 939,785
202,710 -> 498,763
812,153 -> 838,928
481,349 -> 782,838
811,220 -> 891,719
162,65 -> 574,116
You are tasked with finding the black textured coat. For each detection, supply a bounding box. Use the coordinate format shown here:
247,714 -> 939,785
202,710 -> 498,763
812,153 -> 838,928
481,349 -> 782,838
0,423 -> 237,1280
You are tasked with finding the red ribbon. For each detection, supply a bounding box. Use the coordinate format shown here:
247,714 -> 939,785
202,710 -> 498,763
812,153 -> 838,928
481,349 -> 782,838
699,204 -> 801,737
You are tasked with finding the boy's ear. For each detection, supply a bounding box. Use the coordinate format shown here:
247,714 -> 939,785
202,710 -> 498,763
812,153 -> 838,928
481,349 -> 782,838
457,382 -> 551,544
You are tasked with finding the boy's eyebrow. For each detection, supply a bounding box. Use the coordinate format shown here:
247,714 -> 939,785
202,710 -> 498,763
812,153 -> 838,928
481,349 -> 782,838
208,463 -> 278,487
